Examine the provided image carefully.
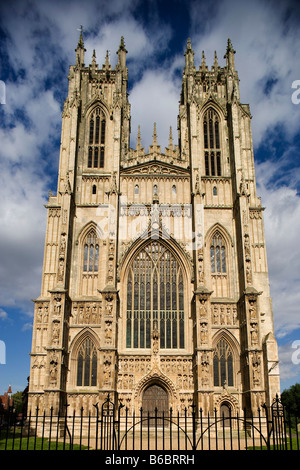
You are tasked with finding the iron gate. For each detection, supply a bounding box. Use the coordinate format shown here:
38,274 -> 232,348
1,394 -> 299,450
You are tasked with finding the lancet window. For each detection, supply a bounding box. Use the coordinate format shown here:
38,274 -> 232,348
210,231 -> 226,273
126,241 -> 185,350
203,108 -> 221,176
213,339 -> 234,387
76,338 -> 97,387
83,229 -> 99,272
87,107 -> 106,168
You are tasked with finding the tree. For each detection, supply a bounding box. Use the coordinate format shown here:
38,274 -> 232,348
281,383 -> 300,419
11,391 -> 23,414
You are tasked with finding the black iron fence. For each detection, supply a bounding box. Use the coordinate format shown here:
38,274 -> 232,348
0,395 -> 299,451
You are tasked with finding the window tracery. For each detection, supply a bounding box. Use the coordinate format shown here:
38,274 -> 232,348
126,241 -> 185,350
83,229 -> 99,272
210,231 -> 226,273
203,108 -> 221,176
213,338 -> 234,387
87,107 -> 106,168
76,337 -> 97,387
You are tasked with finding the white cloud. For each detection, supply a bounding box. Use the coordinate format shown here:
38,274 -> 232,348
189,0 -> 300,147
0,0 -> 300,348
130,69 -> 181,150
0,309 -> 8,321
278,342 -> 300,385
256,159 -> 300,338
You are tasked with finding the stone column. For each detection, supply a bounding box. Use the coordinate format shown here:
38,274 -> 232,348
193,287 -> 214,414
98,288 -> 119,405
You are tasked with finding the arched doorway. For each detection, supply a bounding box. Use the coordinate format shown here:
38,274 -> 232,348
220,402 -> 231,427
142,384 -> 169,417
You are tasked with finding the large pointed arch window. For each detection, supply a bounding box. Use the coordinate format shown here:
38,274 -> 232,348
76,338 -> 97,386
210,231 -> 226,274
83,229 -> 99,272
203,108 -> 221,176
213,338 -> 234,387
126,241 -> 185,349
87,107 -> 106,168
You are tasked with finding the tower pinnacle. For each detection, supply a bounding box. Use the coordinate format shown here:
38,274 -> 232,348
117,36 -> 127,69
75,25 -> 86,66
224,38 -> 236,71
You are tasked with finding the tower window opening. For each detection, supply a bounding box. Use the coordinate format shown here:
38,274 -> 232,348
87,107 -> 106,168
203,108 -> 222,176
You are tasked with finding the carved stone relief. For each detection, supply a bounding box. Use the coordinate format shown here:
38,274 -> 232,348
71,302 -> 101,325
211,303 -> 238,326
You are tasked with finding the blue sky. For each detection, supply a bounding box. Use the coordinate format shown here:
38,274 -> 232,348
0,0 -> 300,396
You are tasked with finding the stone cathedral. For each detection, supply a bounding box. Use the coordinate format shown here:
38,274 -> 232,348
28,33 -> 280,417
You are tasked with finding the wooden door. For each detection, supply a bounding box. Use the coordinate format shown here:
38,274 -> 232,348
142,384 -> 169,417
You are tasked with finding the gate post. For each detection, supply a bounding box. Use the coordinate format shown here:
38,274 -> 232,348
262,403 -> 271,450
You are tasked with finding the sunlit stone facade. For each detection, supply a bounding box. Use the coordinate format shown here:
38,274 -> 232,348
28,34 -> 280,417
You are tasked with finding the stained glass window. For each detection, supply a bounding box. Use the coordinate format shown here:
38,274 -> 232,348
126,241 -> 185,349
87,107 -> 106,168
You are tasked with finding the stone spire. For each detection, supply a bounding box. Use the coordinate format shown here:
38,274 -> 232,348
136,125 -> 142,150
213,51 -> 219,69
90,49 -> 98,73
75,25 -> 86,66
200,50 -> 207,71
149,122 -> 161,154
103,50 -> 111,69
152,122 -> 158,146
168,126 -> 173,150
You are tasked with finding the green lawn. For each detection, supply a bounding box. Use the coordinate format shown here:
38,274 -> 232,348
0,430 -> 88,450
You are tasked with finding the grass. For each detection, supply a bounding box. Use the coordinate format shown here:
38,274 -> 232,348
0,429 -> 88,450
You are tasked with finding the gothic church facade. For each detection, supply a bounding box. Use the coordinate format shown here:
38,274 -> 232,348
28,33 -> 280,416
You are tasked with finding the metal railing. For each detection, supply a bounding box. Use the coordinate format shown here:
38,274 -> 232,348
0,395 -> 299,451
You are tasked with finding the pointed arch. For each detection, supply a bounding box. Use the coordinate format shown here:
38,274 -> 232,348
212,329 -> 240,388
199,99 -> 226,120
200,103 -> 225,177
119,231 -> 193,284
69,328 -> 100,388
76,222 -> 103,296
205,223 -> 234,249
77,222 -> 101,273
85,104 -> 107,169
205,224 -> 233,297
121,237 -> 189,350
76,220 -> 104,244
84,98 -> 110,121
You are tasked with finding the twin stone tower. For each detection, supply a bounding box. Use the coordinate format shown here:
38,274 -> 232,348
28,33 -> 280,418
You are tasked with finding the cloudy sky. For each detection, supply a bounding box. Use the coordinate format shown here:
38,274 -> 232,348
0,0 -> 300,394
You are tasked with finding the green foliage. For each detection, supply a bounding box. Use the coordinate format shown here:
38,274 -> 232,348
281,383 -> 300,419
11,392 -> 24,414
